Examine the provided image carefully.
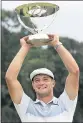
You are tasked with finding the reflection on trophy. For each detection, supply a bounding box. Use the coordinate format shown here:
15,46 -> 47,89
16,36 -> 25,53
15,2 -> 59,47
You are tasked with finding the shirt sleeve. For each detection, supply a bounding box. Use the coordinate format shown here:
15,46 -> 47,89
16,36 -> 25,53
13,91 -> 31,121
59,89 -> 78,112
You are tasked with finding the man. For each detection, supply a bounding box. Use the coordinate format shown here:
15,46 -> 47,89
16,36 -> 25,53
5,34 -> 79,122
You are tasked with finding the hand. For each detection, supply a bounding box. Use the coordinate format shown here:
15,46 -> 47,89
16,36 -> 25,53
47,34 -> 60,46
20,36 -> 32,50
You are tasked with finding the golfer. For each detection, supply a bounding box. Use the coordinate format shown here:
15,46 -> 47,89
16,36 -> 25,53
5,34 -> 79,122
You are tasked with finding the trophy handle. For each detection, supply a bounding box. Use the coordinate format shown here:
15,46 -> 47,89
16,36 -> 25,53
17,12 -> 57,34
17,14 -> 36,34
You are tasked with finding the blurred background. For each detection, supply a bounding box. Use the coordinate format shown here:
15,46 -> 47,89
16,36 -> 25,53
1,1 -> 83,122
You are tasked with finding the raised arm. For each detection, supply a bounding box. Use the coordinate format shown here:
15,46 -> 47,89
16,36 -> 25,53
5,36 -> 32,104
48,34 -> 79,100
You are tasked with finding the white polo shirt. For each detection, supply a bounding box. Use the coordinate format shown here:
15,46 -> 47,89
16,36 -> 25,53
14,90 -> 77,122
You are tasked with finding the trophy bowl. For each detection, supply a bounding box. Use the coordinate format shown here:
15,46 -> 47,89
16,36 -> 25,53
15,2 -> 59,47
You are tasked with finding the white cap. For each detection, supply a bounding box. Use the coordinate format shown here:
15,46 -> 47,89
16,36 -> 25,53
30,68 -> 54,81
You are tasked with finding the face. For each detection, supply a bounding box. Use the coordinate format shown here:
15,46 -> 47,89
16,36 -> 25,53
32,74 -> 55,98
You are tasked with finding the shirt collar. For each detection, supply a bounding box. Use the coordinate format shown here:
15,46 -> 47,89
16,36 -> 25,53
34,96 -> 58,105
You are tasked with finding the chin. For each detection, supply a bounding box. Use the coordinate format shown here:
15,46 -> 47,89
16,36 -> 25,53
37,90 -> 51,97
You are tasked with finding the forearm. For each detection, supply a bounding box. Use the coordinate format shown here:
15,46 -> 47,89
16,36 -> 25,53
55,43 -> 79,73
6,46 -> 29,80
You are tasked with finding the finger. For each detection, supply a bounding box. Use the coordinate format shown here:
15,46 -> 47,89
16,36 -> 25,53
21,36 -> 29,41
47,34 -> 54,37
48,34 -> 54,37
54,35 -> 59,41
47,34 -> 54,40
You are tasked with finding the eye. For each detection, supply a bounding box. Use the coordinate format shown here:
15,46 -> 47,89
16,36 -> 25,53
34,79 -> 39,83
43,78 -> 48,81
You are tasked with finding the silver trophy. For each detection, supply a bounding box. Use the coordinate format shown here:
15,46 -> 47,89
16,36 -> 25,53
15,2 -> 59,47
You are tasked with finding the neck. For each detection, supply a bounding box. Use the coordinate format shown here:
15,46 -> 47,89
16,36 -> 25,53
37,92 -> 53,104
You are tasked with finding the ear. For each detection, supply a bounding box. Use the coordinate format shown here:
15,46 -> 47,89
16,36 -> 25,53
32,81 -> 35,90
52,80 -> 56,87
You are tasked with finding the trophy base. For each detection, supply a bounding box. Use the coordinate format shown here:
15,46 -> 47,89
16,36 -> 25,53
27,34 -> 52,47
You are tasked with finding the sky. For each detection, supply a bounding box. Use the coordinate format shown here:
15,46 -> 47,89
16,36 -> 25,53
2,1 -> 83,42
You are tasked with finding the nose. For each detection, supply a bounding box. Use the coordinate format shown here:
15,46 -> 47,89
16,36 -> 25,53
38,80 -> 45,85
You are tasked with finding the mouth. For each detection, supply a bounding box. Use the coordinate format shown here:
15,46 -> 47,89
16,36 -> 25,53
38,86 -> 47,90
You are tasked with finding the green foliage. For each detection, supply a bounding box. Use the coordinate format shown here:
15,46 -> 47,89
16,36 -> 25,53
2,106 -> 21,122
1,9 -> 83,122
